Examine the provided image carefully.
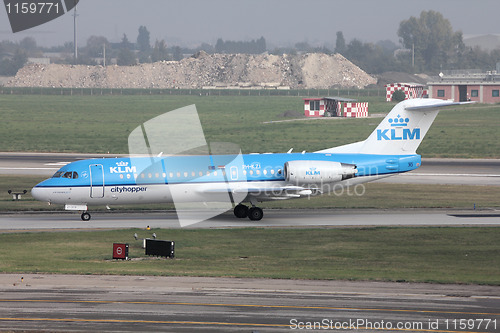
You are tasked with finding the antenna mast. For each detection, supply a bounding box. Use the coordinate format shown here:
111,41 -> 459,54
73,1 -> 78,64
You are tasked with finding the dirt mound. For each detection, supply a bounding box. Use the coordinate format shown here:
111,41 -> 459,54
300,53 -> 374,88
8,52 -> 376,89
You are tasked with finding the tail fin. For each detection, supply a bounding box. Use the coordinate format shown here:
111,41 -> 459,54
318,99 -> 472,155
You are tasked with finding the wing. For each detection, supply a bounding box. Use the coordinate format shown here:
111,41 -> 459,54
200,184 -> 315,200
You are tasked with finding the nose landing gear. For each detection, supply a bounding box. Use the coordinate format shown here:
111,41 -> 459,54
81,212 -> 91,221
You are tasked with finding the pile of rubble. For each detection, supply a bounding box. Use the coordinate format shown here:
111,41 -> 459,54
8,52 -> 376,89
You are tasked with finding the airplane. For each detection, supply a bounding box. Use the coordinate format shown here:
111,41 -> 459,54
31,98 -> 470,223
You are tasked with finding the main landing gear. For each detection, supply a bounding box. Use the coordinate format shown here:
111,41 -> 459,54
81,212 -> 91,221
233,204 -> 263,221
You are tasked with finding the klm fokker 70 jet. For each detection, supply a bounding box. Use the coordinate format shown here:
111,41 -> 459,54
32,99 -> 469,223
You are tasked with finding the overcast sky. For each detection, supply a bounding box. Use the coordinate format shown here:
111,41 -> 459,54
1,0 -> 499,48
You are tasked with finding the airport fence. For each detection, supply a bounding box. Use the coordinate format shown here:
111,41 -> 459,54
0,86 -> 386,98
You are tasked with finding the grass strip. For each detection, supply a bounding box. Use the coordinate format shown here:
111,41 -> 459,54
0,227 -> 498,285
0,95 -> 498,158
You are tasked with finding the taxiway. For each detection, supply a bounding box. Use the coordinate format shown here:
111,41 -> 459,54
1,209 -> 500,230
0,274 -> 498,332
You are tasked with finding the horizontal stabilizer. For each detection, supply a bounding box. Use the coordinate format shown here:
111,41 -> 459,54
405,101 -> 475,111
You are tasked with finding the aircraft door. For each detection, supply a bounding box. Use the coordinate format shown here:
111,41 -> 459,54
89,164 -> 105,198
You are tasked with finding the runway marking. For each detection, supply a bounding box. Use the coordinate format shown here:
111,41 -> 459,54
0,167 -> 58,170
0,299 -> 498,316
0,317 -> 289,328
44,162 -> 70,166
0,317 -> 492,333
402,173 -> 500,177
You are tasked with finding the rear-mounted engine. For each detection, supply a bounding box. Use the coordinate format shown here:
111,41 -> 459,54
284,160 -> 357,185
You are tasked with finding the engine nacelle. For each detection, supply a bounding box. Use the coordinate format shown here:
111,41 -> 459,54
284,160 -> 357,185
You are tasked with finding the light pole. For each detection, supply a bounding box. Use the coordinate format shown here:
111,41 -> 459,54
73,1 -> 78,64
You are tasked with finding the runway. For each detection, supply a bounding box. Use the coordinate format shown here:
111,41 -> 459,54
0,152 -> 124,176
1,152 -> 500,185
0,274 -> 499,332
1,209 -> 500,230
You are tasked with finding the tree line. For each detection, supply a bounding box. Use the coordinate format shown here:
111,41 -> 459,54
1,10 -> 499,77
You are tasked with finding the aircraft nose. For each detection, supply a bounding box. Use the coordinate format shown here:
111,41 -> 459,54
31,185 -> 49,202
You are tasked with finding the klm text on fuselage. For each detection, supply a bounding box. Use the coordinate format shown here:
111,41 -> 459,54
377,128 -> 420,141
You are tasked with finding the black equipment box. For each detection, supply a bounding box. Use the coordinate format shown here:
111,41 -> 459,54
145,239 -> 175,258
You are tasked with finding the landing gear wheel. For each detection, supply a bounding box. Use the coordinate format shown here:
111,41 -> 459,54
234,204 -> 249,218
81,212 -> 91,221
248,207 -> 263,221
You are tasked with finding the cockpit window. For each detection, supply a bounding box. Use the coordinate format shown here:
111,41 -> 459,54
54,171 -> 78,179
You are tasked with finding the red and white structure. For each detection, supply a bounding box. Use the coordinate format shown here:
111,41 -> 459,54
341,102 -> 368,118
303,98 -> 327,117
385,83 -> 426,101
303,97 -> 368,118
